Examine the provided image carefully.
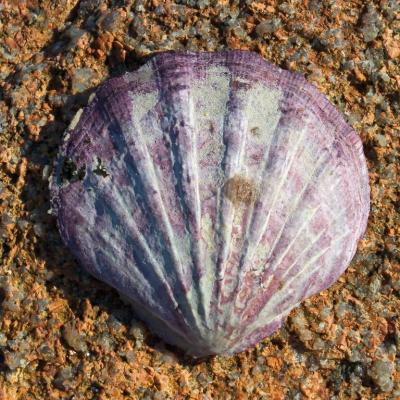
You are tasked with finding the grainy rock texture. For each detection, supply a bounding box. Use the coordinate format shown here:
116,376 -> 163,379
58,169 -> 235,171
0,0 -> 399,399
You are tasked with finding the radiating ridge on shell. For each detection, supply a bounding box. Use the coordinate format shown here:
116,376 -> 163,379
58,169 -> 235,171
50,50 -> 370,357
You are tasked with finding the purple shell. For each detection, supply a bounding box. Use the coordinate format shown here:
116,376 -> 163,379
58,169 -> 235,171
50,51 -> 370,357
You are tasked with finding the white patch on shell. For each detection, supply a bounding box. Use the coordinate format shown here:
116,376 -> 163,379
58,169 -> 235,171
130,91 -> 158,127
124,63 -> 154,85
68,108 -> 83,130
88,92 -> 96,104
188,66 -> 231,322
241,84 -> 281,146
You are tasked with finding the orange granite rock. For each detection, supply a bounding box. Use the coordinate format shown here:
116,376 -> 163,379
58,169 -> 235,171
0,0 -> 399,398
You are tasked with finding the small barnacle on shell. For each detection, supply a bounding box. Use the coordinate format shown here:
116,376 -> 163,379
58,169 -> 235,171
223,175 -> 257,206
60,158 -> 86,184
50,51 -> 370,357
93,157 -> 109,178
250,126 -> 261,137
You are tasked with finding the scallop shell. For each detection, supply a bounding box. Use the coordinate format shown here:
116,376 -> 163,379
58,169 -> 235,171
50,51 -> 370,357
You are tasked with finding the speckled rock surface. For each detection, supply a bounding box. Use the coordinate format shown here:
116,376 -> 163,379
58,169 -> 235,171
0,0 -> 399,399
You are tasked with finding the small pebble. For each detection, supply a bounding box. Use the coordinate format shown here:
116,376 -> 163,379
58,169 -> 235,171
368,360 -> 394,392
99,10 -> 121,33
129,319 -> 146,343
255,18 -> 281,37
125,349 -> 136,363
4,350 -> 27,370
96,332 -> 114,352
54,366 -> 75,390
0,332 -> 7,346
62,323 -> 88,353
33,222 -> 45,237
359,5 -> 382,43
42,165 -> 50,180
376,134 -> 387,147
71,68 -> 95,95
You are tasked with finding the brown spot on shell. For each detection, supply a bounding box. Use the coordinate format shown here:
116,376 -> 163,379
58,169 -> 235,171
224,175 -> 257,206
250,127 -> 260,137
